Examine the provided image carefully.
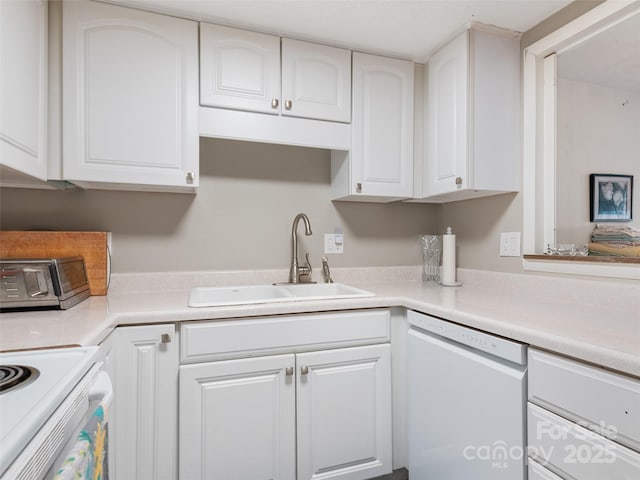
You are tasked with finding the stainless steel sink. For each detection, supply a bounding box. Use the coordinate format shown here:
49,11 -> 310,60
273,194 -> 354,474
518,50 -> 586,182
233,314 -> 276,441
188,283 -> 373,307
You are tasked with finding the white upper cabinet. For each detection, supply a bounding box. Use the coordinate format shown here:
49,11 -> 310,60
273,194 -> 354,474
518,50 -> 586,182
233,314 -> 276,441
332,52 -> 414,201
416,28 -> 520,202
0,0 -> 48,186
200,24 -> 351,122
281,38 -> 351,123
200,24 -> 281,115
62,0 -> 199,192
199,23 -> 351,150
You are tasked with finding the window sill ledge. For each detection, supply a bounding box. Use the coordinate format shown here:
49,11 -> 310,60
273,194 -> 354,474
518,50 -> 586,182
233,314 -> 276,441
524,254 -> 640,264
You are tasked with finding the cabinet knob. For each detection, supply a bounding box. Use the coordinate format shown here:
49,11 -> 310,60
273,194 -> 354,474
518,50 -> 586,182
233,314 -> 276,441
186,172 -> 195,184
271,98 -> 279,109
285,367 -> 294,376
161,333 -> 171,343
284,99 -> 292,110
356,182 -> 362,193
300,366 -> 309,375
455,177 -> 463,185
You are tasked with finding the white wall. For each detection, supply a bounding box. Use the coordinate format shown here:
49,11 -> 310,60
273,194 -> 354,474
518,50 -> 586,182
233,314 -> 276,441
556,78 -> 640,244
0,138 -> 438,273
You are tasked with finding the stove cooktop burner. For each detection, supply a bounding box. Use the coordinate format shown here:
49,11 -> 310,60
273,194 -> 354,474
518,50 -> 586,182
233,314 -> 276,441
0,365 -> 39,394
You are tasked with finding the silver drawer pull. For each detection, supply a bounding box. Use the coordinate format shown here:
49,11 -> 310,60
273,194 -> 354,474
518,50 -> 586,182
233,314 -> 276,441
285,367 -> 294,376
300,366 -> 309,375
284,99 -> 292,110
161,333 -> 171,343
271,98 -> 279,108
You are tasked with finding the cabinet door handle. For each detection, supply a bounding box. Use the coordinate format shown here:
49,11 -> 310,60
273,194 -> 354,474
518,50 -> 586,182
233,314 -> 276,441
356,182 -> 362,193
186,172 -> 195,184
285,367 -> 294,376
284,99 -> 292,110
455,176 -> 463,185
300,366 -> 309,375
271,98 -> 279,109
161,333 -> 171,343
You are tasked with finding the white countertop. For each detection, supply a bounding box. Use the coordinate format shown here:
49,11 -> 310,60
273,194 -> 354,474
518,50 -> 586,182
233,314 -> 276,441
1,268 -> 639,377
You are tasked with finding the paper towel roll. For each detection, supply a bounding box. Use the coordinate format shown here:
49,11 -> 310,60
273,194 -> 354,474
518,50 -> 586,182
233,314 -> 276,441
442,227 -> 456,285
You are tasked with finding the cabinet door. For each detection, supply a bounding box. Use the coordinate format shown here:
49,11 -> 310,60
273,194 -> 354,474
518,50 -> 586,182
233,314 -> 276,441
297,344 -> 392,480
62,0 -> 198,190
281,38 -> 351,122
200,23 -> 281,115
113,324 -> 178,480
424,30 -> 469,196
180,354 -> 296,480
352,53 -> 414,199
0,0 -> 47,181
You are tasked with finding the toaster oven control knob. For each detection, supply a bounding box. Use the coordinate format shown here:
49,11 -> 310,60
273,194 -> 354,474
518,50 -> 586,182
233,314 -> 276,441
23,268 -> 49,297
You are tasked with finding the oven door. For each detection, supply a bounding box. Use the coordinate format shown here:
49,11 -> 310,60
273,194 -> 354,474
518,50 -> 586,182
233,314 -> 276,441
1,364 -> 112,480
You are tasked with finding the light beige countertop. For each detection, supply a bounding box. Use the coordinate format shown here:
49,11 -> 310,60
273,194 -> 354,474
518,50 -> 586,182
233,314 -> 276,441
1,268 -> 638,378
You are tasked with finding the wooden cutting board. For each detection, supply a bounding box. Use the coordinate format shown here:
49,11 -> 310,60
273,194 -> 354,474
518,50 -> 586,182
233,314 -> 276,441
0,231 -> 109,295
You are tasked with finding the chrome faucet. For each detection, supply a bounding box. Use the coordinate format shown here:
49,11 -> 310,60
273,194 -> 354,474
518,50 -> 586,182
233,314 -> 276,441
322,256 -> 334,283
289,213 -> 313,283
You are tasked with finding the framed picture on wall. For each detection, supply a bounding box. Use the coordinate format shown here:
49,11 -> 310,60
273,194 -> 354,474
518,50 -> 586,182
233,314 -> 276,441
590,174 -> 633,222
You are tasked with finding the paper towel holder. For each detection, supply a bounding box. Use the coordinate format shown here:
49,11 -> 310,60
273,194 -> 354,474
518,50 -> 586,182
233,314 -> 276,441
440,226 -> 462,287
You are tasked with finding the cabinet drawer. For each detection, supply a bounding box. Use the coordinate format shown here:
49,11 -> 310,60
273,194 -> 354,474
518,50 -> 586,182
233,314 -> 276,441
528,458 -> 563,480
180,309 -> 390,363
528,403 -> 640,480
529,349 -> 640,451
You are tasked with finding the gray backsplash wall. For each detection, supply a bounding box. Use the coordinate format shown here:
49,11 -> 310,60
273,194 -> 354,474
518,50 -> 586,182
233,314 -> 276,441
0,138 -> 438,273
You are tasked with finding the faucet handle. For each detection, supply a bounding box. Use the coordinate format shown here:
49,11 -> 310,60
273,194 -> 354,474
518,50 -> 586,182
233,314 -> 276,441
298,252 -> 313,282
321,256 -> 334,283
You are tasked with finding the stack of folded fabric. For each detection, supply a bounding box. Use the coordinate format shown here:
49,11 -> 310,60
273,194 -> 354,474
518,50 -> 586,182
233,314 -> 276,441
589,224 -> 640,257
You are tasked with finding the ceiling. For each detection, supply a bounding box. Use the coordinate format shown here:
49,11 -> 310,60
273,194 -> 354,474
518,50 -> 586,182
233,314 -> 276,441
558,10 -> 640,93
110,0 -> 573,61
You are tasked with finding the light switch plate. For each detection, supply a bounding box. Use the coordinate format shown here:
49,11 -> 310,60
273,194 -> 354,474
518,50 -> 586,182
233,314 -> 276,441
324,233 -> 344,254
499,232 -> 521,257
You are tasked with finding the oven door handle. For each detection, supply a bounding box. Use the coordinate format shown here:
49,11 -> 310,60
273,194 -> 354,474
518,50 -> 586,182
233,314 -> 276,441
89,370 -> 113,409
52,369 -> 113,480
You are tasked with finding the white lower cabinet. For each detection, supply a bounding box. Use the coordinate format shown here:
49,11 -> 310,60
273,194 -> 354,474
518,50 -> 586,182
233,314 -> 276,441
528,458 -> 564,480
180,354 -> 297,479
113,324 -> 178,480
295,345 -> 392,480
527,349 -> 640,479
179,310 -> 392,480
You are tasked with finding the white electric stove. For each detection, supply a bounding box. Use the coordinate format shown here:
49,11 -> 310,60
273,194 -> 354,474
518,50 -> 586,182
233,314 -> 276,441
0,346 -> 100,478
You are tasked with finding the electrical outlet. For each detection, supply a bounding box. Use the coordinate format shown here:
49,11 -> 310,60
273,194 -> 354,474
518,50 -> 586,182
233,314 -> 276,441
499,232 -> 521,257
324,233 -> 344,254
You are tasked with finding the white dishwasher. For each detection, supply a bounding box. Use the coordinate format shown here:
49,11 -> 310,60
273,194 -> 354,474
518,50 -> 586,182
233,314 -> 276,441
407,310 -> 527,479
